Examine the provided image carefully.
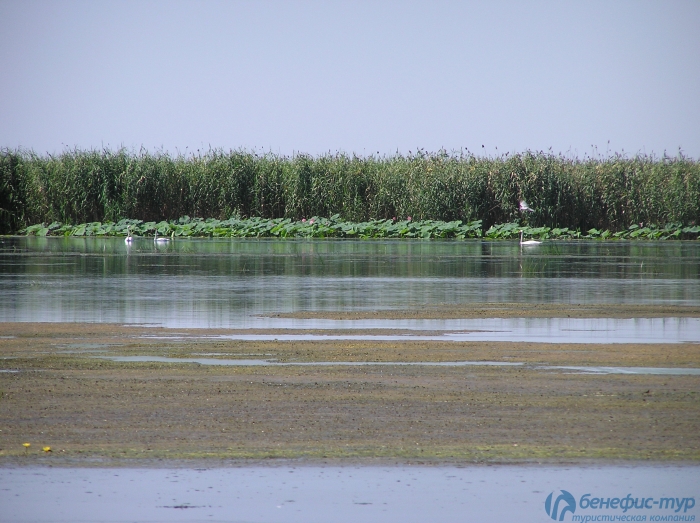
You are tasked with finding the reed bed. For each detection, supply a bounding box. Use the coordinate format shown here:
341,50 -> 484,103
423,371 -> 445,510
2,148 -> 699,235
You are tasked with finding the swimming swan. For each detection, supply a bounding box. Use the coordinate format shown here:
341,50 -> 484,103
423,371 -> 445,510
154,231 -> 171,243
520,230 -> 541,245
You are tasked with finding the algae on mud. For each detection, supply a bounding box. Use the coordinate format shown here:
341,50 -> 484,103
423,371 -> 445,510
1,322 -> 698,464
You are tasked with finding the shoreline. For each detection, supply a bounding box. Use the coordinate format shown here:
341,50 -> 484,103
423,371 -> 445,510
3,457 -> 700,469
265,303 -> 700,320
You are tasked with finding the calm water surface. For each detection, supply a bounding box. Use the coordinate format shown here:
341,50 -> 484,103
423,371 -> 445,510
1,237 -> 698,329
98,356 -> 700,374
2,465 -> 698,523
2,238 -> 699,520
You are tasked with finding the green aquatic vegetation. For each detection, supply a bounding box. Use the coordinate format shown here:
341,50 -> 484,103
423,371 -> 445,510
19,216 -> 700,240
21,216 -> 487,240
2,148 -> 700,235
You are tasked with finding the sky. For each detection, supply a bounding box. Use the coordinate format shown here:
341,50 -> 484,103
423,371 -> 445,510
1,0 -> 699,158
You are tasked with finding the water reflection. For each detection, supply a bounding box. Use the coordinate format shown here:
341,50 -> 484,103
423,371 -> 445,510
96,356 -> 700,374
136,317 -> 699,343
99,356 -> 524,367
1,237 -> 699,328
4,465 -> 698,523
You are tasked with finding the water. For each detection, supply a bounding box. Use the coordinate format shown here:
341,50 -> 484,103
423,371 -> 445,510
1,465 -> 698,523
137,317 -> 700,342
98,356 -> 527,367
1,237 -> 699,329
97,356 -> 700,374
2,237 -> 699,521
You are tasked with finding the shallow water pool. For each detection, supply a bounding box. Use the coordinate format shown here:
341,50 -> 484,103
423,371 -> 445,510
1,465 -> 697,523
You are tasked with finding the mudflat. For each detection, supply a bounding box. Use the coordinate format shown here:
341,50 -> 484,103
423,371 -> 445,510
1,319 -> 699,464
268,303 -> 700,320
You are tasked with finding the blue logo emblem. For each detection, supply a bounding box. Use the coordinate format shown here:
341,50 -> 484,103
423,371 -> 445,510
545,490 -> 576,521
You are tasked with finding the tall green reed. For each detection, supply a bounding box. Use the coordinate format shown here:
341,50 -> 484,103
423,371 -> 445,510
1,147 -> 698,234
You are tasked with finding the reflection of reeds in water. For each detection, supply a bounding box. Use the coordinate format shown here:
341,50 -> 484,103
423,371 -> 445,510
2,149 -> 699,235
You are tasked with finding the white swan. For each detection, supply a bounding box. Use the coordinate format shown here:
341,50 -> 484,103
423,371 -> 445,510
124,227 -> 132,243
154,231 -> 170,243
520,230 -> 541,245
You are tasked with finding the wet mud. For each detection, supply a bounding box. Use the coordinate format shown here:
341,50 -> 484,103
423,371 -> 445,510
268,303 -> 700,320
1,322 -> 699,464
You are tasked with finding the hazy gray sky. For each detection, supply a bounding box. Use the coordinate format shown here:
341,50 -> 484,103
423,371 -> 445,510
1,0 -> 699,158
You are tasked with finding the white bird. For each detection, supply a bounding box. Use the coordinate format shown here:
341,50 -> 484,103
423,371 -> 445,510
124,227 -> 132,243
519,200 -> 535,212
154,231 -> 170,243
520,230 -> 541,245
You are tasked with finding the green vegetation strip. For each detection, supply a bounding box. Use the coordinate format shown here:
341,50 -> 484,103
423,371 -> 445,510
2,148 -> 699,234
20,216 -> 700,240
